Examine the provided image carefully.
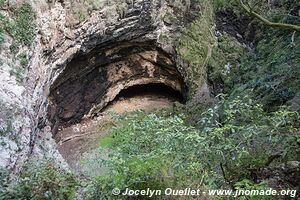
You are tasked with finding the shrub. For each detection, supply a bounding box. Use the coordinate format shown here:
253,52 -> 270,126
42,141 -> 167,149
84,96 -> 299,199
1,160 -> 77,200
7,2 -> 36,45
234,179 -> 271,200
207,34 -> 246,94
228,30 -> 300,111
83,111 -> 208,199
196,95 -> 299,183
0,2 -> 35,52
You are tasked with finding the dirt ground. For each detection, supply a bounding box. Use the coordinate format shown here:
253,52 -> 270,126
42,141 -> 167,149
56,92 -> 179,174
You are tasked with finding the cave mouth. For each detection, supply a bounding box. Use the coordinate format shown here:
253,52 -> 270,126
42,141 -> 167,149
48,41 -> 187,135
55,82 -> 185,172
103,83 -> 185,113
48,41 -> 188,171
110,83 -> 184,104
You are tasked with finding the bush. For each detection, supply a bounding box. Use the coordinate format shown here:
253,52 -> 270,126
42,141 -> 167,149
7,2 -> 35,45
228,30 -> 300,111
207,33 -> 246,94
84,96 -> 299,199
0,2 -> 35,52
84,111 -> 208,199
0,160 -> 77,200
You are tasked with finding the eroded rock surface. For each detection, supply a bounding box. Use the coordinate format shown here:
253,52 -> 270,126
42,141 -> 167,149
48,42 -> 186,132
1,0 -> 200,170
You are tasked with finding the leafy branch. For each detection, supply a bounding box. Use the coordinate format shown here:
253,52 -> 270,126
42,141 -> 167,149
238,0 -> 300,32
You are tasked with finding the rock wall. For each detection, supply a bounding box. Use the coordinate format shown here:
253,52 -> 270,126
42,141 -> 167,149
0,0 -> 201,170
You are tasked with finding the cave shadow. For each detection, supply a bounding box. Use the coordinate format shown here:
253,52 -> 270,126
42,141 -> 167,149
103,83 -> 186,112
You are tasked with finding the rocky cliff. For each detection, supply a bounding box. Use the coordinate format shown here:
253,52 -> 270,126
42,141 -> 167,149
0,0 -> 202,171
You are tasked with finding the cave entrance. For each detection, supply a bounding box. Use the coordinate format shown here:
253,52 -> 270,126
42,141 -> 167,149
103,83 -> 185,114
48,41 -> 187,133
55,82 -> 184,172
113,83 -> 184,101
48,41 -> 187,171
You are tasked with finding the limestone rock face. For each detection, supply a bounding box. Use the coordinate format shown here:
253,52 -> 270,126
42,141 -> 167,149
0,0 -> 199,170
0,36 -> 31,170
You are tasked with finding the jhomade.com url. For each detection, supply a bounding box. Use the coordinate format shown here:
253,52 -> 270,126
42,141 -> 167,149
112,188 -> 297,198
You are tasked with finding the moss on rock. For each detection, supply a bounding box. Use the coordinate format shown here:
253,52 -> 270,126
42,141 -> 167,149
177,0 -> 216,97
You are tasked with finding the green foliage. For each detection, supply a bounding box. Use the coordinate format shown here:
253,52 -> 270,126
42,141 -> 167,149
234,179 -> 271,200
99,135 -> 114,148
84,96 -> 299,199
7,52 -> 28,84
9,66 -> 25,83
0,100 -> 20,142
208,33 -> 246,93
240,0 -> 300,25
73,8 -> 87,22
194,95 -> 299,183
0,160 -> 77,200
82,0 -> 104,10
213,0 -> 300,24
0,2 -> 35,52
8,2 -> 35,45
0,3 -> 33,82
0,31 -> 4,44
0,0 -> 5,7
0,2 -> 5,44
0,167 -> 10,195
18,53 -> 28,67
212,0 -> 239,13
167,0 -> 191,11
205,1 -> 300,110
0,117 -> 13,138
0,102 -> 23,145
84,111 -> 208,199
229,30 -> 300,110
